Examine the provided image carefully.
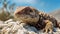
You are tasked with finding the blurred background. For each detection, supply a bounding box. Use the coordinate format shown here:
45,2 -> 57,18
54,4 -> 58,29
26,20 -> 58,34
0,0 -> 60,21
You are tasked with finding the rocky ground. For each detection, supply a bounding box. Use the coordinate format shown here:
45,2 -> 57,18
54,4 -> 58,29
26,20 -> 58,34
0,19 -> 60,34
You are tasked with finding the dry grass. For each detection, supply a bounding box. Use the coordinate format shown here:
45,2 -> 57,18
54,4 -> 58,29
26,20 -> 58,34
0,11 -> 13,21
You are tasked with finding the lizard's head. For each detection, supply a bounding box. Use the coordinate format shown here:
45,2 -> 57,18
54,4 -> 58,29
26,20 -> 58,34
14,6 -> 39,23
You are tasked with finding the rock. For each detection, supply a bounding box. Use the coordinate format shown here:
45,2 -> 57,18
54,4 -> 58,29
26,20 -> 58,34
0,21 -> 4,24
0,19 -> 60,34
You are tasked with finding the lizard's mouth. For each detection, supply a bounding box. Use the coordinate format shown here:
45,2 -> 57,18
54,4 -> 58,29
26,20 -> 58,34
16,13 -> 39,23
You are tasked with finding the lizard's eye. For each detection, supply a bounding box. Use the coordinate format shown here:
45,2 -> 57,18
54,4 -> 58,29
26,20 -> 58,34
29,9 -> 33,12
